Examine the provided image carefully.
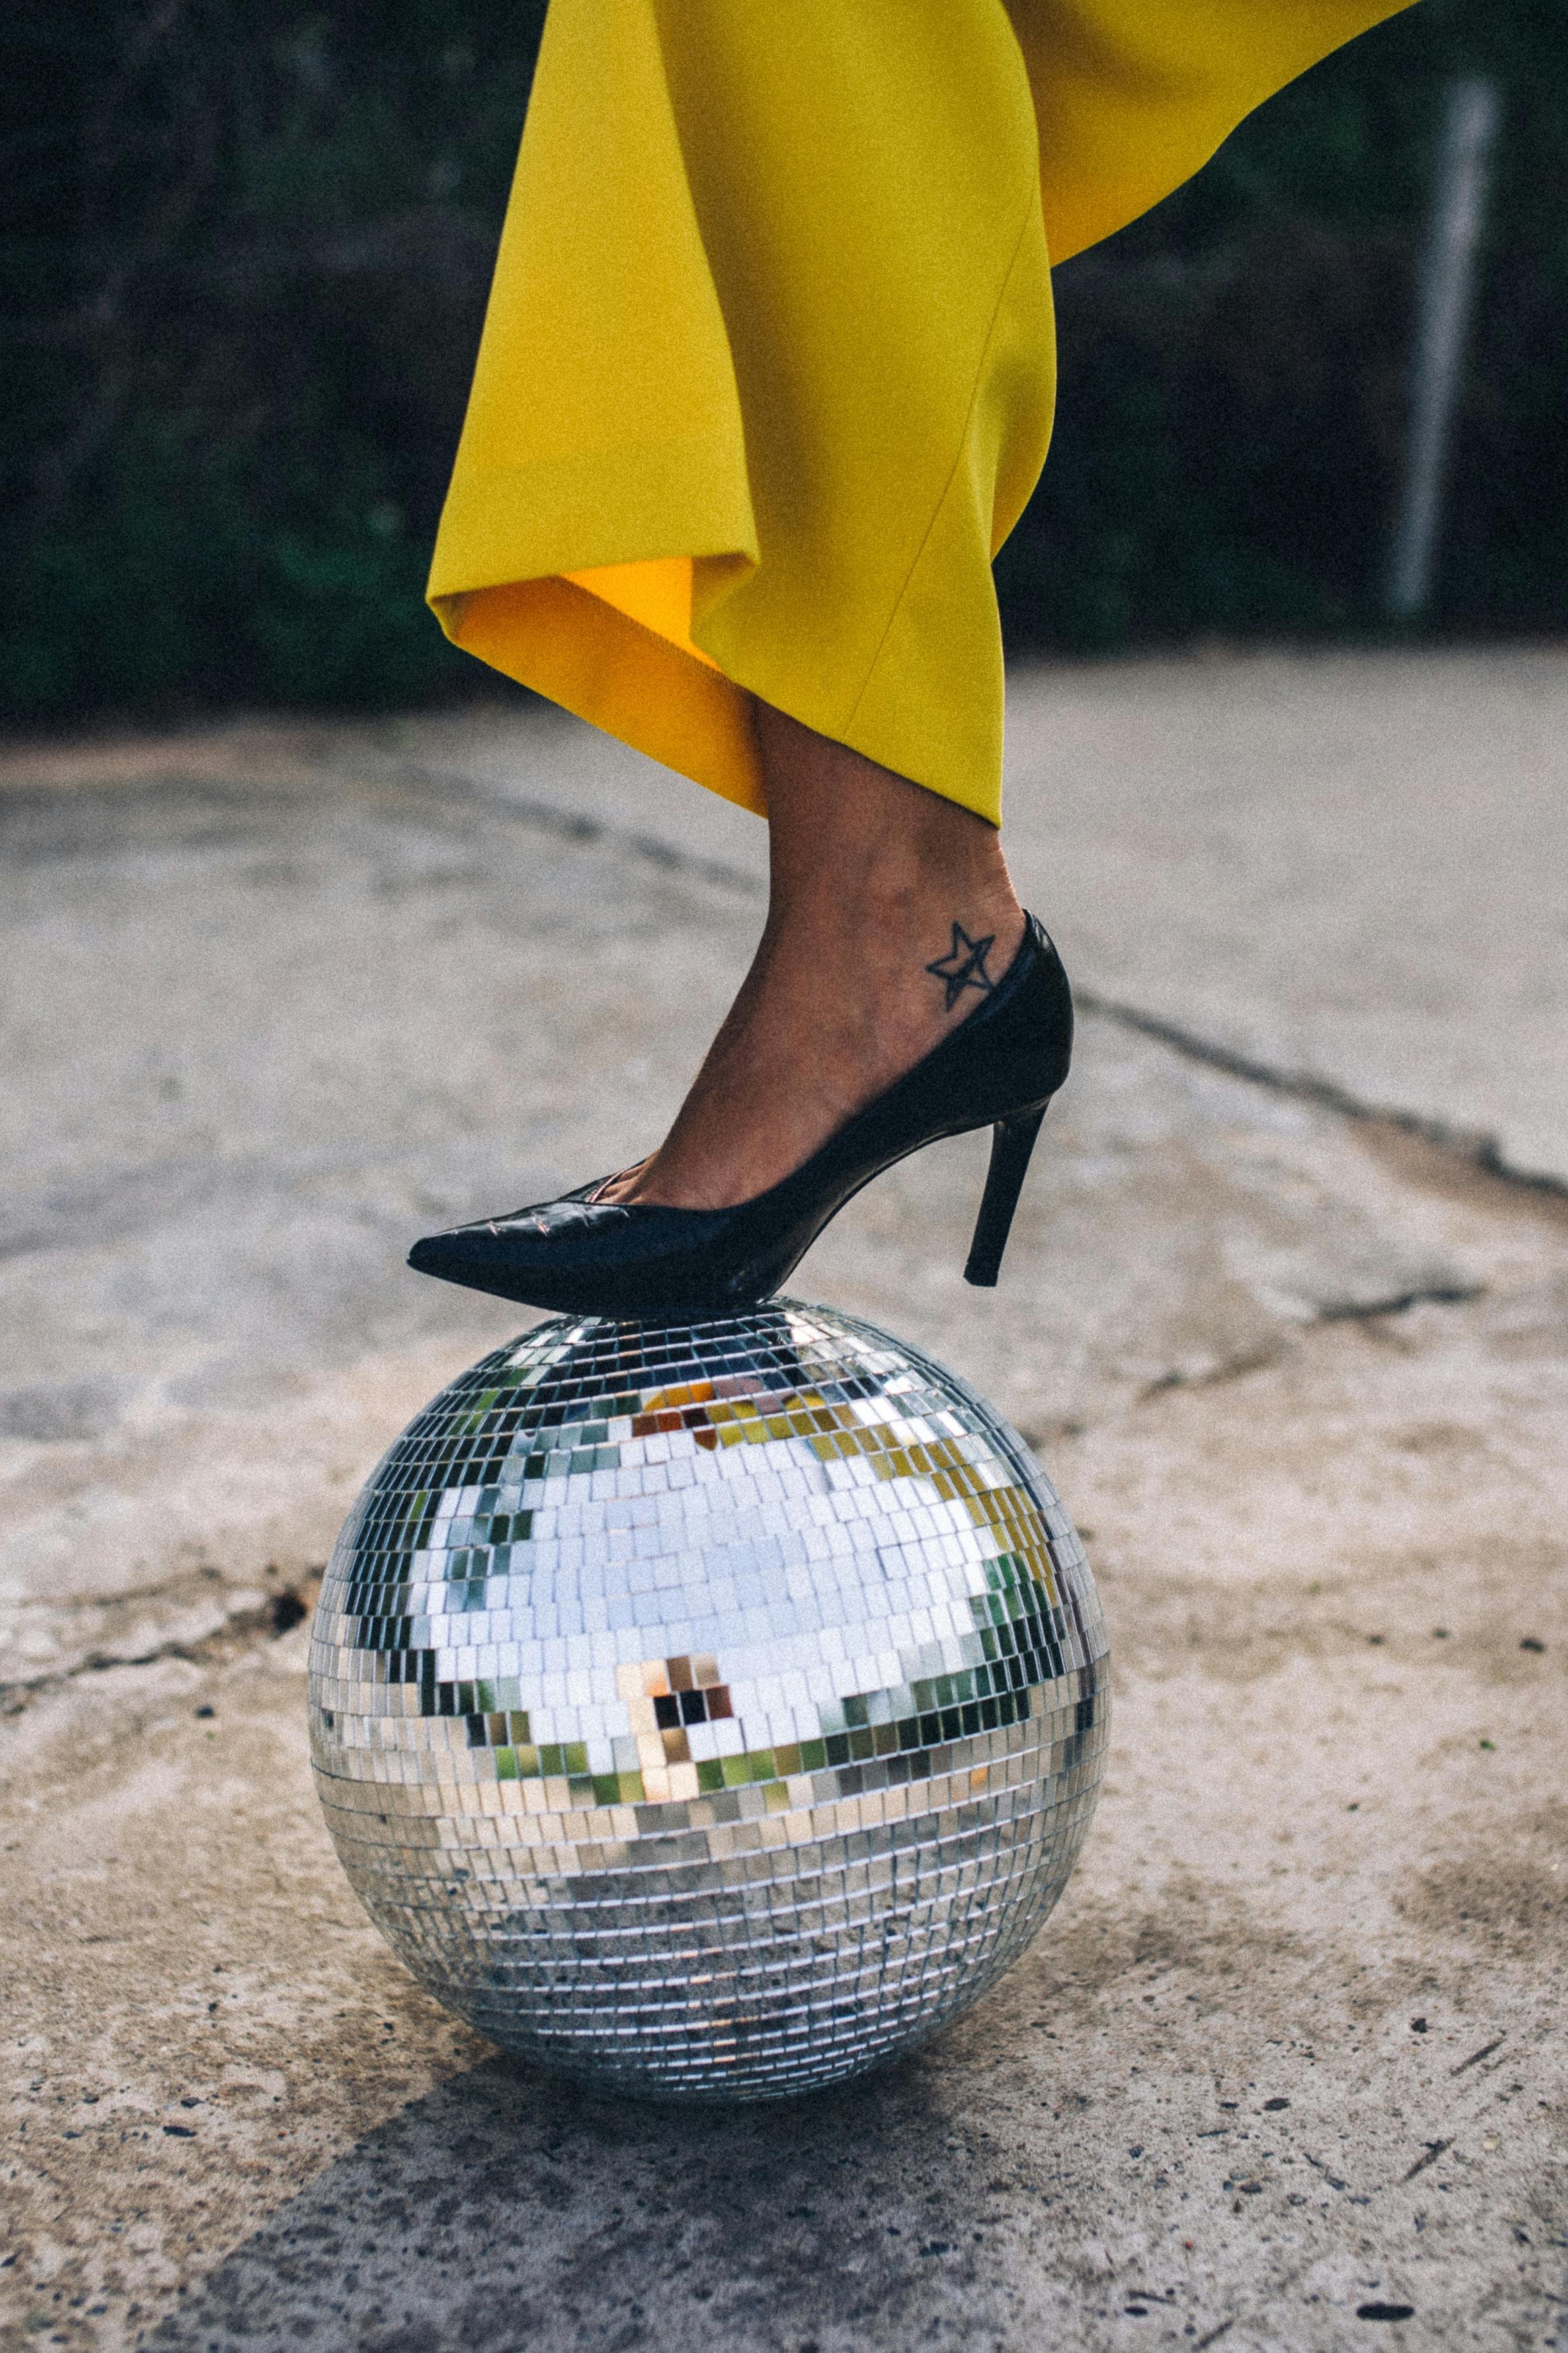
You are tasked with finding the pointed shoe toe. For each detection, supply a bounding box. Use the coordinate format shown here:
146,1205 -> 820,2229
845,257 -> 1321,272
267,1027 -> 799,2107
407,1194 -> 735,1319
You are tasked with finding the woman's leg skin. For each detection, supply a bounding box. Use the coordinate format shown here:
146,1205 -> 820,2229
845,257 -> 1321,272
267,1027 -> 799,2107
608,701 -> 1025,1209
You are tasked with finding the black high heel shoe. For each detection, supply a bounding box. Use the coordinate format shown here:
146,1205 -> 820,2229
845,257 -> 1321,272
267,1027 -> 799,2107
409,913 -> 1071,1320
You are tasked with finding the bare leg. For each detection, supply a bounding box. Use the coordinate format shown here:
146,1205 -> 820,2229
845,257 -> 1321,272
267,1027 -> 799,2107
606,699 -> 1025,1209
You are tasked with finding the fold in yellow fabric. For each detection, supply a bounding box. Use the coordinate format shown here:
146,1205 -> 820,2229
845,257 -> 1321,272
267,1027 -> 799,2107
428,0 -> 1413,824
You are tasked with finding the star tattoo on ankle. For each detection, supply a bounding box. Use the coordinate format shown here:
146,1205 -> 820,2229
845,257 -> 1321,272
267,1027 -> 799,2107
925,922 -> 997,1012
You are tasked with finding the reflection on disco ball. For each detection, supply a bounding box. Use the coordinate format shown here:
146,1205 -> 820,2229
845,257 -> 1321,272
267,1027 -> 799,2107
308,1300 -> 1108,2102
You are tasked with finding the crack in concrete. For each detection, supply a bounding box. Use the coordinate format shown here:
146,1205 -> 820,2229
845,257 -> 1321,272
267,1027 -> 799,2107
361,756 -> 769,901
1315,1281 -> 1485,1323
0,1581 -> 319,1716
1141,1347 -> 1288,1400
1138,1278 -> 1487,1401
1072,990 -> 1567,1206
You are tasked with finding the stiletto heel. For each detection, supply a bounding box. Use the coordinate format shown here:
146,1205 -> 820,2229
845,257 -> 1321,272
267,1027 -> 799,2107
964,1104 -> 1048,1288
409,913 -> 1073,1319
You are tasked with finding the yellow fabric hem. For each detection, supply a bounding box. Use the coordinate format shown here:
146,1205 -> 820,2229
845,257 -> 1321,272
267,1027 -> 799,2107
425,435 -> 756,614
435,574 -> 768,817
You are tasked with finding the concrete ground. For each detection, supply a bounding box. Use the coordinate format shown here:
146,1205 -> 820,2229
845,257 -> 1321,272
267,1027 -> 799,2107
1,647 -> 1564,2353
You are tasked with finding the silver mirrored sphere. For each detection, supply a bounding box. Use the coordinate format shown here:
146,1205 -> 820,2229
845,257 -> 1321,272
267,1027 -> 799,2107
309,1300 -> 1108,2100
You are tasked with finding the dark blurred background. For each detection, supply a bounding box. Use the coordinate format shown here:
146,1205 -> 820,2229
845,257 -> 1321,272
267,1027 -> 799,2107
3,0 -> 1563,727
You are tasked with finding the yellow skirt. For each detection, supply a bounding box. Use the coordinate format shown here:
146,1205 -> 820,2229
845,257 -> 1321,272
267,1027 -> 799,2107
427,0 -> 1411,826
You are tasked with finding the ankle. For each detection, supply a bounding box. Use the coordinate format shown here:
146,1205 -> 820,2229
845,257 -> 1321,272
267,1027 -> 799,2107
770,834 -> 1018,931
755,699 -> 1018,919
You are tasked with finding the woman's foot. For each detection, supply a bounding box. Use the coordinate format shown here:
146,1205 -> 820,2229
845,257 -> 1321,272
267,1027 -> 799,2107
601,701 -> 1025,1210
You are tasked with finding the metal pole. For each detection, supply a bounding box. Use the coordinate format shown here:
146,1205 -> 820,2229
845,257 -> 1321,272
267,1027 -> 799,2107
1386,77 -> 1500,621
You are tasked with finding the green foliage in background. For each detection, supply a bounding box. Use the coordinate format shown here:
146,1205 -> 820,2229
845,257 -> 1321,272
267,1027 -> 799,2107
2,0 -> 1563,723
3,0 -> 546,720
1001,0 -> 1568,650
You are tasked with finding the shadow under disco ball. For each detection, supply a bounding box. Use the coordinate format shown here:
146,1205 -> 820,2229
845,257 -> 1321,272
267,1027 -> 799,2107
308,1300 -> 1108,2102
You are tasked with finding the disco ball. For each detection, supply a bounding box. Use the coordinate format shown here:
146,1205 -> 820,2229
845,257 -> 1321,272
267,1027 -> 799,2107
308,1300 -> 1108,2101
